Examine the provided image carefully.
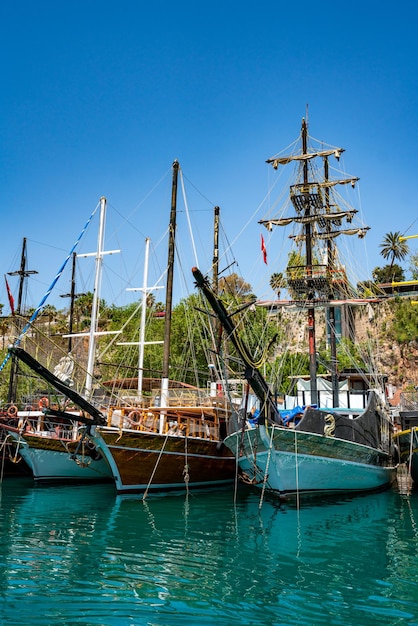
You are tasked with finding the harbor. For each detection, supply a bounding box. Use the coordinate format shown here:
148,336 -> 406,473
2,1 -> 418,624
0,477 -> 417,625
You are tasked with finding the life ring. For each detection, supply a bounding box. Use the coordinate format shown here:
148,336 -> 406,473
127,410 -> 142,426
38,397 -> 49,410
7,405 -> 18,417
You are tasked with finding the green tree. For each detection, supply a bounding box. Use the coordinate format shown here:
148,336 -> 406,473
379,231 -> 409,270
218,273 -> 253,299
269,352 -> 310,395
391,299 -> 418,346
372,264 -> 405,284
269,272 -> 285,298
409,252 -> 418,280
41,304 -> 57,335
170,294 -> 213,385
285,250 -> 308,300
319,338 -> 368,373
73,292 -> 110,330
0,318 -> 9,350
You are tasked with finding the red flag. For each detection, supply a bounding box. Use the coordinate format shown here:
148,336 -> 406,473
261,233 -> 267,264
4,276 -> 15,315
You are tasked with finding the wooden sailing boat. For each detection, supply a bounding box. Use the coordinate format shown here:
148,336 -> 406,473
87,160 -> 235,494
6,161 -> 235,493
1,200 -> 114,483
193,118 -> 396,499
0,238 -> 35,477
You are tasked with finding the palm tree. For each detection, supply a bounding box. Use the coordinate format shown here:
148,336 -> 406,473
218,273 -> 253,299
42,304 -> 57,335
379,231 -> 409,270
0,317 -> 9,349
269,272 -> 284,298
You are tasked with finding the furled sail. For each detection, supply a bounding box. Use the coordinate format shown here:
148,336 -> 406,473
290,227 -> 369,242
260,209 -> 358,229
266,147 -> 344,168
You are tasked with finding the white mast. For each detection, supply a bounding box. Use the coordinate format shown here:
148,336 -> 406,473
138,237 -> 150,399
61,196 -> 120,399
85,196 -> 106,397
81,197 -> 121,398
124,239 -> 164,401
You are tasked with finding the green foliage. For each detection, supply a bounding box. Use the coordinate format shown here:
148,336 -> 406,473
269,352 -> 310,395
409,252 -> 418,280
0,349 -> 9,401
372,264 -> 405,284
269,272 -> 285,297
267,335 -> 370,397
218,273 -> 253,299
331,337 -> 368,372
98,300 -> 166,382
169,294 -> 215,385
379,231 -> 409,268
391,300 -> 418,344
357,280 -> 381,297
237,303 -> 279,369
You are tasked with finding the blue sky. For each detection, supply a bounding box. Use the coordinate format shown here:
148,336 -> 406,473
1,1 -> 418,314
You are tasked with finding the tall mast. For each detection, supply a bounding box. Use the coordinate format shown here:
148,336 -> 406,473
68,253 -> 77,353
301,119 -> 318,406
211,205 -> 222,386
263,118 -> 364,408
124,238 -> 164,401
7,238 -> 38,403
85,196 -> 107,397
212,206 -> 220,293
81,197 -> 121,399
160,160 -> 179,422
59,252 -> 81,353
324,155 -> 339,407
138,238 -> 150,399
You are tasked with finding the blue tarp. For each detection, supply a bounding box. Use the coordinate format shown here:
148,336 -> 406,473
279,405 -> 317,425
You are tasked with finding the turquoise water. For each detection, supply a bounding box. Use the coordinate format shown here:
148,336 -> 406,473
0,479 -> 417,625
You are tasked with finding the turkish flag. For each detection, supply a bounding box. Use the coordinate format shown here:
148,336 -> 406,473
261,233 -> 267,264
5,276 -> 15,315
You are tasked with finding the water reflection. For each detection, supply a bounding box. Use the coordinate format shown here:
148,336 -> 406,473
0,479 -> 417,625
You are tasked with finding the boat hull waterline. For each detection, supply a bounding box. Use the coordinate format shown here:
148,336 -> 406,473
225,424 -> 395,497
91,426 -> 236,494
5,429 -> 113,483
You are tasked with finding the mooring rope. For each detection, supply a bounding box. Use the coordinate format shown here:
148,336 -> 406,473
259,425 -> 275,510
142,433 -> 170,501
183,436 -> 190,495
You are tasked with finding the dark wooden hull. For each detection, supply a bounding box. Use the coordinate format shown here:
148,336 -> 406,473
92,427 -> 236,494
